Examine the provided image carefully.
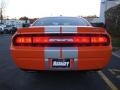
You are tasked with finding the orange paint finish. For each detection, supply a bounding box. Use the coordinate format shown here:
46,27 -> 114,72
17,27 -> 45,34
77,46 -> 112,70
10,26 -> 112,71
60,47 -> 62,59
11,27 -> 45,70
77,27 -> 106,33
76,27 -> 112,70
11,47 -> 45,70
70,59 -> 74,69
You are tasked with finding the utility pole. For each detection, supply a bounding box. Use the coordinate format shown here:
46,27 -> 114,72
0,8 -> 3,24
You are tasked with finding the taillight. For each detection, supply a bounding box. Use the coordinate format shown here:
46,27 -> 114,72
33,37 -> 49,43
91,36 -> 108,43
16,37 -> 32,44
13,34 -> 110,46
74,37 -> 90,43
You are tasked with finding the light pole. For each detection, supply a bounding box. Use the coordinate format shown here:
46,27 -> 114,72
105,0 -> 108,11
104,0 -> 107,24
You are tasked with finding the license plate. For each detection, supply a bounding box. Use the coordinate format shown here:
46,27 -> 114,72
52,59 -> 70,68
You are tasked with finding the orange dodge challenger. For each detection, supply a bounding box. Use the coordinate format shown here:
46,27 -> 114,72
10,17 -> 112,71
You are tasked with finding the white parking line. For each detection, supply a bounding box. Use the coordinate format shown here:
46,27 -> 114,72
108,69 -> 116,75
97,71 -> 118,90
112,52 -> 120,58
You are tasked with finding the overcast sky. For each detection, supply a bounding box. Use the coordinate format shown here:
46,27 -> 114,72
4,0 -> 101,18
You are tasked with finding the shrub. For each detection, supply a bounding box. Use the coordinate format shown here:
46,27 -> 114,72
105,4 -> 120,37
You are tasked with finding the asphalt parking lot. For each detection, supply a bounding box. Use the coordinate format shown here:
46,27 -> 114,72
0,34 -> 120,90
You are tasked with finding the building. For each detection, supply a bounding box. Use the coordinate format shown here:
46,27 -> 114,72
99,0 -> 120,23
85,0 -> 120,23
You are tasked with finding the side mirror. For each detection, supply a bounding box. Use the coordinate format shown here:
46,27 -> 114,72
90,22 -> 105,28
22,23 -> 30,27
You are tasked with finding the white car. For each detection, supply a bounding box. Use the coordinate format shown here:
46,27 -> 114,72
0,25 -> 6,34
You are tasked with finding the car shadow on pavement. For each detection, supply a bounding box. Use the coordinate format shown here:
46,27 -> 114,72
4,70 -> 108,90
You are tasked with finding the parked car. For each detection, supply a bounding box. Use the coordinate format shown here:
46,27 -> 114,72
11,26 -> 17,34
0,24 -> 6,34
10,17 -> 112,71
4,25 -> 17,34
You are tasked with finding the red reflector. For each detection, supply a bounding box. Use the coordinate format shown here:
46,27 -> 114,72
74,37 -> 90,43
33,37 -> 49,43
91,37 -> 108,43
16,37 -> 32,43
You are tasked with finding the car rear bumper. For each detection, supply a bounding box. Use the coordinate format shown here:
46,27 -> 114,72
10,46 -> 112,71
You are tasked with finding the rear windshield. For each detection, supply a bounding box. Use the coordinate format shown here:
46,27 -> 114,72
32,17 -> 91,26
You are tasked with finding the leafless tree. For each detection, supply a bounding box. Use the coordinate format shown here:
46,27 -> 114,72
0,0 -> 6,24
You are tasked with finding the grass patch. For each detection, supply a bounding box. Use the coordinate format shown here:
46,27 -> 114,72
112,37 -> 120,51
112,47 -> 120,51
112,37 -> 120,47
